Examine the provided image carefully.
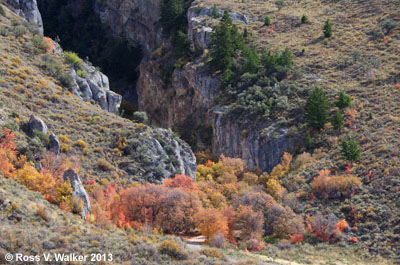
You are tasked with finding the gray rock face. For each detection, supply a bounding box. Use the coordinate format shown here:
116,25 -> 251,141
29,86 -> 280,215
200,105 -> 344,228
106,91 -> 122,114
143,128 -> 197,180
137,58 -> 220,128
63,169 -> 91,220
28,115 -> 47,134
211,107 -> 302,172
7,0 -> 43,34
187,7 -> 249,51
49,133 -> 60,155
92,1 -> 300,172
69,61 -> 121,114
93,0 -> 162,53
119,127 -> 197,183
188,6 -> 249,24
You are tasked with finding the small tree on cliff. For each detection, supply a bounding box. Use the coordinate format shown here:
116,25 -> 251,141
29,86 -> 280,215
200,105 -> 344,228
209,10 -> 243,72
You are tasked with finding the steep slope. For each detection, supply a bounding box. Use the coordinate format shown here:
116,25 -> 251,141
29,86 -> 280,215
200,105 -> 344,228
71,0 -> 400,259
0,3 -> 196,183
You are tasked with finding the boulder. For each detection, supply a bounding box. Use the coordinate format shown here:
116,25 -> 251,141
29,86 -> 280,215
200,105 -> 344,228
28,115 -> 47,134
89,80 -> 108,110
107,91 -> 122,114
63,169 -> 91,219
49,133 -> 60,155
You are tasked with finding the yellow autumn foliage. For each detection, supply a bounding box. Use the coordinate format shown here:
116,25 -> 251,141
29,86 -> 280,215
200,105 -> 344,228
16,163 -> 55,195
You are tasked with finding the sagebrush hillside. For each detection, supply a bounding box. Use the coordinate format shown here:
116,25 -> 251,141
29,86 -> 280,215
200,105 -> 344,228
191,0 -> 400,259
0,3 -> 196,185
0,0 -> 400,264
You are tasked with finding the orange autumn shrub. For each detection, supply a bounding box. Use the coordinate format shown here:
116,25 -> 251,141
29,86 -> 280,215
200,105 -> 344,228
0,128 -> 17,153
119,184 -> 201,234
312,169 -> 361,199
0,148 -> 15,178
336,219 -> 349,232
290,233 -> 304,244
164,174 -> 197,192
194,208 -> 228,243
221,206 -> 236,243
89,183 -> 118,226
0,128 -> 17,178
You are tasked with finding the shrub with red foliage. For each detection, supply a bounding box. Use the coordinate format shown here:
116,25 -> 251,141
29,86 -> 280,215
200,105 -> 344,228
45,194 -> 55,203
89,183 -> 118,226
246,238 -> 265,251
0,128 -> 17,153
307,213 -> 341,243
312,169 -> 361,199
164,174 -> 197,192
349,237 -> 358,243
221,206 -> 236,243
194,208 -> 228,243
85,180 -> 96,185
336,219 -> 349,232
119,184 -> 201,234
290,233 -> 304,244
40,152 -> 68,184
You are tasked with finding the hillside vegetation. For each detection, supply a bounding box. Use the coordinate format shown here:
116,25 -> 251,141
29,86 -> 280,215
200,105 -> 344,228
0,0 -> 399,264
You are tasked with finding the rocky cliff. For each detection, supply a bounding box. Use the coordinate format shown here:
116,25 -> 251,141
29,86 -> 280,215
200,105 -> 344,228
70,62 -> 122,114
93,0 -> 162,53
211,107 -> 302,172
91,0 -> 302,172
5,0 -> 43,34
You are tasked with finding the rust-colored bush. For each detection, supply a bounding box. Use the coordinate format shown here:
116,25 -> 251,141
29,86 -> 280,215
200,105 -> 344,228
290,233 -> 304,244
164,174 -> 197,192
312,169 -> 361,199
194,208 -> 228,243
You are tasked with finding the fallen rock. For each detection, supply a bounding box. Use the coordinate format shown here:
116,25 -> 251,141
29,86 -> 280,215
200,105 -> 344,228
106,90 -> 122,114
49,133 -> 60,155
28,115 -> 47,134
63,169 -> 91,219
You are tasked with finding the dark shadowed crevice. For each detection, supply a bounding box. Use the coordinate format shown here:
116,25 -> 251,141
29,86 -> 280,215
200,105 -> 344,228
37,0 -> 143,118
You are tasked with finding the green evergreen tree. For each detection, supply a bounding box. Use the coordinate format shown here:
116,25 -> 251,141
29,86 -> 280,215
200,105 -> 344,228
243,27 -> 249,40
278,48 -> 293,67
241,46 -> 260,74
306,133 -> 312,150
264,16 -> 271,26
220,68 -> 233,89
305,86 -> 330,129
209,10 -> 243,72
261,48 -> 293,80
160,0 -> 185,33
336,91 -> 352,109
212,4 -> 219,18
301,15 -> 308,24
341,135 -> 361,161
323,19 -> 332,38
332,110 -> 344,130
